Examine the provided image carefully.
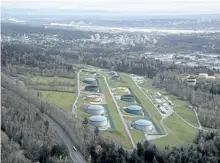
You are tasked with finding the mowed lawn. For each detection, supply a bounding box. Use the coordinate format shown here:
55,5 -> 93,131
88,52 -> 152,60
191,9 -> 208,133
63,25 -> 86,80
120,73 -> 163,133
107,78 -> 128,88
41,91 -> 76,112
124,116 -> 145,144
98,76 -> 132,149
152,114 -> 198,149
166,95 -> 198,127
30,76 -> 75,85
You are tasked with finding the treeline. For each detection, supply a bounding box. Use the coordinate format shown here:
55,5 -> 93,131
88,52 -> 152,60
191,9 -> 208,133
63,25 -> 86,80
153,71 -> 220,129
1,73 -> 115,161
84,56 -> 218,79
1,22 -> 93,40
90,131 -> 220,163
1,87 -> 70,163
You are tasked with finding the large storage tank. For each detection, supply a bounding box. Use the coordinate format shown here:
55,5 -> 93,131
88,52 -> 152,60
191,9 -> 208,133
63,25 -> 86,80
121,94 -> 136,102
125,105 -> 143,115
89,115 -> 108,127
133,119 -> 153,132
83,78 -> 97,85
85,94 -> 102,102
198,73 -> 208,79
85,85 -> 99,92
87,105 -> 105,115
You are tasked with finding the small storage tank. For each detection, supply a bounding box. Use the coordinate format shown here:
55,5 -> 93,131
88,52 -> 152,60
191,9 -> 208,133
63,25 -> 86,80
111,75 -> 120,80
89,115 -> 108,127
133,119 -> 153,132
83,78 -> 97,85
87,105 -> 105,115
85,85 -> 99,92
125,105 -> 143,115
109,71 -> 118,76
121,94 -> 136,102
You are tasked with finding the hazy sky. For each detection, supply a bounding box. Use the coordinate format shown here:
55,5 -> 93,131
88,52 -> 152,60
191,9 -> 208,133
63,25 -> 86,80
2,0 -> 220,14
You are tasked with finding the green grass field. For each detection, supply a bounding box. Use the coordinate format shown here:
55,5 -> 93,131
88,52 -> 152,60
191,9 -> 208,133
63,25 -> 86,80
29,85 -> 76,92
152,114 -> 198,149
98,76 -> 133,149
30,76 -> 75,85
120,73 -> 163,133
107,79 -> 128,88
41,91 -> 76,112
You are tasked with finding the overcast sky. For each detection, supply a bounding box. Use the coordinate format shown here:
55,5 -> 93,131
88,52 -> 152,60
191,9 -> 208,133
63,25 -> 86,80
2,0 -> 220,14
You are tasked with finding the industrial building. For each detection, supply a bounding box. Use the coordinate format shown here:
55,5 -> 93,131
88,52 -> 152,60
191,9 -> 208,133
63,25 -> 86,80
111,75 -> 120,80
132,119 -> 153,132
85,94 -> 102,102
85,85 -> 99,92
186,78 -> 197,86
124,105 -> 143,115
121,94 -> 136,102
89,115 -> 108,127
83,78 -> 97,85
86,105 -> 105,115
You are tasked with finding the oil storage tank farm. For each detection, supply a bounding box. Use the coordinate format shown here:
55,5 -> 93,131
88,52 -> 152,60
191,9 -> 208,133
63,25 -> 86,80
124,105 -> 143,115
132,119 -> 153,132
86,105 -> 105,115
85,85 -> 99,92
121,94 -> 136,102
83,78 -> 97,85
89,115 -> 108,127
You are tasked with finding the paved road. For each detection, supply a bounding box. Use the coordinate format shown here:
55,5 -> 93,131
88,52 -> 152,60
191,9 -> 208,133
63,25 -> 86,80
72,69 -> 82,117
102,75 -> 136,149
43,113 -> 87,163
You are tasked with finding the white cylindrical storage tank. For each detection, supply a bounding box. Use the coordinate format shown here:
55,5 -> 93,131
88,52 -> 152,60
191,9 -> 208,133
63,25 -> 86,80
87,105 -> 105,115
133,119 -> 153,132
89,115 -> 108,127
198,73 -> 208,78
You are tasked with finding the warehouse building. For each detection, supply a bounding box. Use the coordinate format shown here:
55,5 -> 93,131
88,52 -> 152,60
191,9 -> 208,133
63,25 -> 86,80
83,78 -> 97,85
186,78 -> 197,86
121,94 -> 136,102
85,85 -> 99,92
124,105 -> 143,115
132,119 -> 153,132
86,105 -> 105,115
89,115 -> 108,127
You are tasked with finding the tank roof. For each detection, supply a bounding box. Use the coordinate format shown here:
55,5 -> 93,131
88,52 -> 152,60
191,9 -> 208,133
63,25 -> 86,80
134,119 -> 152,126
85,85 -> 98,88
127,105 -> 142,111
89,115 -> 107,122
88,105 -> 104,111
121,94 -> 135,98
84,78 -> 96,81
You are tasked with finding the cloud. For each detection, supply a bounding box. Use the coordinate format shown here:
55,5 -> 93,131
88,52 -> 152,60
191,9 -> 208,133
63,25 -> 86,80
2,0 -> 220,13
